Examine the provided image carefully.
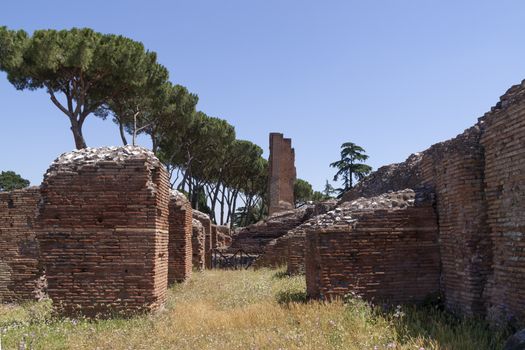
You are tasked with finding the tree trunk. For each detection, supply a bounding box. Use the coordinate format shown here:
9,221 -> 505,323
132,113 -> 138,146
151,133 -> 158,154
118,119 -> 128,146
220,185 -> 226,225
230,191 -> 238,228
70,120 -> 87,149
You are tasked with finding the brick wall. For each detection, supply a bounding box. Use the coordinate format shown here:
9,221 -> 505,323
229,206 -> 313,254
305,190 -> 440,304
37,147 -> 170,317
215,225 -> 231,249
193,210 -> 212,269
252,235 -> 290,269
287,233 -> 305,275
420,126 -> 490,316
0,187 -> 44,302
191,219 -> 205,270
211,225 -> 218,251
481,82 -> 525,325
168,190 -> 193,284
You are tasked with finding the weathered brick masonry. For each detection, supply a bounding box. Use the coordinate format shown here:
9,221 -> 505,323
215,225 -> 231,249
193,210 -> 212,269
305,190 -> 440,303
307,80 -> 525,325
481,84 -> 525,324
268,133 -> 296,215
37,146 -> 170,317
229,206 -> 313,254
420,125 -> 490,316
252,234 -> 291,268
249,201 -> 336,266
168,190 -> 193,284
287,232 -> 306,275
191,218 -> 206,270
0,187 -> 44,302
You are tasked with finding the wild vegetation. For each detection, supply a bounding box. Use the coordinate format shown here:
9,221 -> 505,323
0,171 -> 29,191
0,268 -> 508,349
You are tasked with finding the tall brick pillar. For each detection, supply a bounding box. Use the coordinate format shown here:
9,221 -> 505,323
192,210 -> 211,269
38,146 -> 170,317
168,190 -> 193,284
268,133 -> 296,215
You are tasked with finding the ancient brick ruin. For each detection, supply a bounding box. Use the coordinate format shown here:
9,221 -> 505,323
230,206 -> 314,255
192,210 -> 212,269
0,187 -> 44,302
168,190 -> 193,284
248,201 -> 335,265
191,218 -> 205,270
420,125 -> 490,316
480,85 -> 525,325
268,133 -> 296,215
215,225 -> 231,249
3,78 -> 525,327
299,80 -> 525,326
37,147 -> 170,317
305,190 -> 440,303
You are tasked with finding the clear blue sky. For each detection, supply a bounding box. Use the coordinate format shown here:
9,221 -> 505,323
1,1 -> 525,191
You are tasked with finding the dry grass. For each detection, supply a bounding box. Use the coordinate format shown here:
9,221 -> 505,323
0,269 -> 508,349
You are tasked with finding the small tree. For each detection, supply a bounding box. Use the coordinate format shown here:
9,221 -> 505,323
0,171 -> 30,191
294,178 -> 313,207
330,142 -> 372,195
323,179 -> 335,198
311,191 -> 327,202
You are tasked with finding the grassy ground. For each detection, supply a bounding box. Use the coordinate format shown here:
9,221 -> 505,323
0,269 -> 509,349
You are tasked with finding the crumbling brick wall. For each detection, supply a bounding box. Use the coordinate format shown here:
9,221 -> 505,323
341,153 -> 423,203
268,133 -> 296,215
215,225 -> 231,249
229,206 -> 313,254
287,232 -> 305,275
191,219 -> 205,270
168,190 -> 193,284
245,201 -> 336,265
420,125 -> 491,316
211,225 -> 218,251
37,146 -> 170,317
252,235 -> 290,269
0,187 -> 44,302
193,210 -> 212,269
305,190 -> 440,303
481,83 -> 525,324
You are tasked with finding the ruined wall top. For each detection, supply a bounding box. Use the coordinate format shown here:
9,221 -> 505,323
170,189 -> 189,206
44,146 -> 162,177
481,79 -> 525,118
340,153 -> 423,202
268,132 -> 296,215
192,209 -> 211,222
192,218 -> 203,230
306,188 -> 432,231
